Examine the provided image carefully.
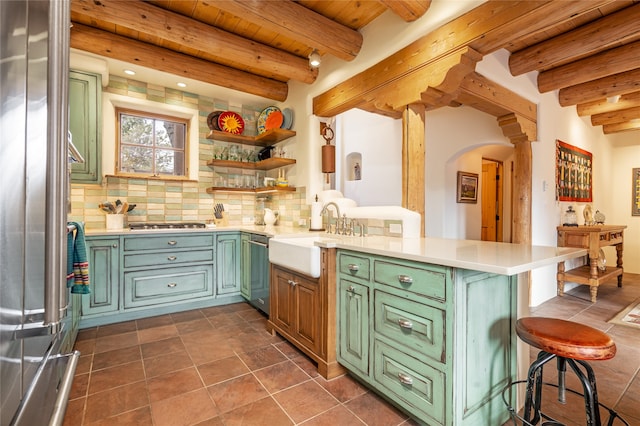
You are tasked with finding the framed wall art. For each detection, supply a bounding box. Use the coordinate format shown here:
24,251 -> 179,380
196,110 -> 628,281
457,171 -> 478,203
555,140 -> 593,202
633,168 -> 640,216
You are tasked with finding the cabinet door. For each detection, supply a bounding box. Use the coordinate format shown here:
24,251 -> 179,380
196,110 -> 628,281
69,70 -> 101,184
270,266 -> 294,332
338,278 -> 370,376
292,272 -> 321,354
240,234 -> 250,299
83,237 -> 119,315
216,233 -> 241,295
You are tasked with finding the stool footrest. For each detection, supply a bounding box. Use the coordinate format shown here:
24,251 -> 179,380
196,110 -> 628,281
502,380 -> 629,426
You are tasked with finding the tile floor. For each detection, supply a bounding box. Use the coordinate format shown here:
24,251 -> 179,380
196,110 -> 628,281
64,274 -> 640,426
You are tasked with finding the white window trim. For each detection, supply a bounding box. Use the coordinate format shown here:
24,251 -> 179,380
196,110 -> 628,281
102,91 -> 199,181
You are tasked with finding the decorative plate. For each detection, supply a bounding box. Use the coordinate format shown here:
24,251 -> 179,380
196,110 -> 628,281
282,108 -> 294,129
218,111 -> 245,134
207,111 -> 223,131
257,106 -> 281,134
265,110 -> 283,131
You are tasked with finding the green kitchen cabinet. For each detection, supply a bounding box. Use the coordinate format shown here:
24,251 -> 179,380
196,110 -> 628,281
240,233 -> 250,299
69,70 -> 101,184
83,236 -> 120,315
216,232 -> 241,295
336,250 -> 517,426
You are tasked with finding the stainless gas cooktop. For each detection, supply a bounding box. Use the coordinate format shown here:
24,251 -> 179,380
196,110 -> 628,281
129,222 -> 207,231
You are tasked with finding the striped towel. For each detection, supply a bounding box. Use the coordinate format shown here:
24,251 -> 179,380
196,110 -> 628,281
67,221 -> 91,294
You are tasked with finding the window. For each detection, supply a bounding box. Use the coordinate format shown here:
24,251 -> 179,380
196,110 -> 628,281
116,108 -> 188,178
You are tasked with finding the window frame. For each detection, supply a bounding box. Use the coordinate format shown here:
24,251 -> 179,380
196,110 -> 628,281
115,107 -> 190,181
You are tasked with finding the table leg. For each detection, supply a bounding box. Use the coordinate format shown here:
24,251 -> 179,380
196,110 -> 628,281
616,243 -> 623,287
557,261 -> 565,297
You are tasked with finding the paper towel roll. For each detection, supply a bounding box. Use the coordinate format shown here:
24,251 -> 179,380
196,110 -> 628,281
310,201 -> 323,230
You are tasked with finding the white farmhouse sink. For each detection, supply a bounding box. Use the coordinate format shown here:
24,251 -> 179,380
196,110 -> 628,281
269,237 -> 324,278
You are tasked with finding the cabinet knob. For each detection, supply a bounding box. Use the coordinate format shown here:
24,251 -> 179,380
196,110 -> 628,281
397,372 -> 413,385
398,274 -> 413,284
167,256 -> 177,261
167,240 -> 177,246
287,279 -> 298,287
347,285 -> 355,293
347,263 -> 359,272
167,283 -> 177,288
112,244 -> 118,248
398,318 -> 413,330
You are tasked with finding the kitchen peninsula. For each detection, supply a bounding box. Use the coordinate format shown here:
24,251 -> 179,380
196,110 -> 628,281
83,226 -> 585,425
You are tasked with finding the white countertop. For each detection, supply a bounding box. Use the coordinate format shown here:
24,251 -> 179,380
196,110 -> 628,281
86,225 -> 586,276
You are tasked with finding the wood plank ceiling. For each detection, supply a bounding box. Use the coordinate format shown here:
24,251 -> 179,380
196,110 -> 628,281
70,0 -> 640,135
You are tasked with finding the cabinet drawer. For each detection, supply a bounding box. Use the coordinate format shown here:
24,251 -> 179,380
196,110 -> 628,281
374,291 -> 445,363
123,234 -> 214,251
374,259 -> 447,302
338,252 -> 371,281
124,249 -> 213,269
123,265 -> 213,308
374,339 -> 446,426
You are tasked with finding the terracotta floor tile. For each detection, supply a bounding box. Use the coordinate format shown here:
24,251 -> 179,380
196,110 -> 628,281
171,309 -> 206,323
93,331 -> 139,354
315,374 -> 369,403
92,345 -> 141,371
273,380 -> 339,423
75,354 -> 93,375
137,314 -> 174,330
234,308 -> 267,322
192,417 -> 225,426
73,338 -> 96,355
140,336 -> 185,359
300,404 -> 366,425
207,374 -> 269,414
147,366 -> 204,403
70,372 -> 89,400
137,324 -> 179,344
207,313 -> 239,327
183,337 -> 237,365
345,392 -> 408,426
144,349 -> 194,378
150,388 -> 218,426
62,396 -> 85,426
237,345 -> 288,371
88,360 -> 145,395
76,328 -> 97,341
220,396 -> 293,426
83,380 -> 149,424
197,355 -> 250,386
253,360 -> 311,393
175,318 -> 213,335
84,406 -> 153,426
95,320 -> 137,338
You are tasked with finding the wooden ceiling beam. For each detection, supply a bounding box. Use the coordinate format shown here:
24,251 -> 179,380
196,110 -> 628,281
71,0 -> 317,84
509,3 -> 640,76
70,24 -> 289,101
591,106 -> 640,126
577,91 -> 640,116
538,41 -> 640,93
603,121 -> 640,134
559,68 -> 640,106
379,0 -> 432,22
210,0 -> 363,62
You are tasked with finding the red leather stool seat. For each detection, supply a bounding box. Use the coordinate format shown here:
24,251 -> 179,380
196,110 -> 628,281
516,317 -> 616,361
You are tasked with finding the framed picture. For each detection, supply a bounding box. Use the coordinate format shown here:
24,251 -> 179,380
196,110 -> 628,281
633,168 -> 640,216
555,140 -> 593,202
457,171 -> 478,203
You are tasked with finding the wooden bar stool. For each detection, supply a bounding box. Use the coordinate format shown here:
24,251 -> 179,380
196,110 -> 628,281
512,317 -> 626,426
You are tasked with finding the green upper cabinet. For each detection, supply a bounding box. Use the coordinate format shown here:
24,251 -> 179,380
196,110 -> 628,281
69,70 -> 101,184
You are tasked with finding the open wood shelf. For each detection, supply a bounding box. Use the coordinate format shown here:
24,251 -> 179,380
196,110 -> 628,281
562,265 -> 623,284
206,128 -> 296,147
207,157 -> 296,171
206,186 -> 296,194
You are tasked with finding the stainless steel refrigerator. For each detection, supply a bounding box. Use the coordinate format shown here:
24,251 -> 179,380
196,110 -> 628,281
1,1 -> 80,425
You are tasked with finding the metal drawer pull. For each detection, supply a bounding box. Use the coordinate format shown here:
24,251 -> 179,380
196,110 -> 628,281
167,256 -> 177,261
347,285 -> 355,293
398,318 -> 413,329
288,279 -> 298,287
112,244 -> 118,248
398,274 -> 413,284
167,240 -> 177,246
347,264 -> 359,272
167,283 -> 177,288
398,372 -> 413,385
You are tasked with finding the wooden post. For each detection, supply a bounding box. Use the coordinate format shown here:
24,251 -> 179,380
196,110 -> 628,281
402,104 -> 425,237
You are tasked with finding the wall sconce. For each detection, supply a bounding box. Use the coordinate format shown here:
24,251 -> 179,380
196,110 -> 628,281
607,94 -> 621,104
309,49 -> 321,68
321,124 -> 335,183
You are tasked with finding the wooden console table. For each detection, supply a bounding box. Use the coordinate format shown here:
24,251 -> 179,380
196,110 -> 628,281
557,225 -> 625,303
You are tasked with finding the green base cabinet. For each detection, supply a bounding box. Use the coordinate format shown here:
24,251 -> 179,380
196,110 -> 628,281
69,70 -> 101,184
83,237 -> 120,316
336,250 -> 516,426
216,232 -> 241,295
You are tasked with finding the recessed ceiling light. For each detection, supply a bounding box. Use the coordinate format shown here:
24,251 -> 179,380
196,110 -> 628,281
308,49 -> 321,68
123,69 -> 136,76
177,82 -> 187,88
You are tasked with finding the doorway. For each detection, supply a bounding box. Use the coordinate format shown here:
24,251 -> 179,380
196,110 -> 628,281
481,159 -> 504,242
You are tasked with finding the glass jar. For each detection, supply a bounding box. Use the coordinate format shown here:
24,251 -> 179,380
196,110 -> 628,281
563,206 -> 578,227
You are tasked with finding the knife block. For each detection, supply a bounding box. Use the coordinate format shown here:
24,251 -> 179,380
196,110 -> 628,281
213,211 -> 228,227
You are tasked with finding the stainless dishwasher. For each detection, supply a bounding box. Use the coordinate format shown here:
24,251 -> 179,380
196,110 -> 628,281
246,234 -> 270,315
